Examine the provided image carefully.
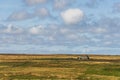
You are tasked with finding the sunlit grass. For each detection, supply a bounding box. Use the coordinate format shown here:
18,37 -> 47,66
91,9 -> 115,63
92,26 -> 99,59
0,54 -> 119,80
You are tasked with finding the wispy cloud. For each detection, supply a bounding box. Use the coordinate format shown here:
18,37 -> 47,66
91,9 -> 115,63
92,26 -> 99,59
113,2 -> 120,12
24,0 -> 47,6
34,8 -> 50,18
7,10 -> 34,21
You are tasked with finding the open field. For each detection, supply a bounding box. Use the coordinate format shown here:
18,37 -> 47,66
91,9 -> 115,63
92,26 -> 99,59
0,54 -> 119,80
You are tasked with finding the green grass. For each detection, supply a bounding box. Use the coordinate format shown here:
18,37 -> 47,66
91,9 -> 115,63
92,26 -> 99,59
85,64 -> 120,77
76,75 -> 107,80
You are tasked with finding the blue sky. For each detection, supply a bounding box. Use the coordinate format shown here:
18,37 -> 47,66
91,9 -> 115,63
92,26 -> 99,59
0,0 -> 120,55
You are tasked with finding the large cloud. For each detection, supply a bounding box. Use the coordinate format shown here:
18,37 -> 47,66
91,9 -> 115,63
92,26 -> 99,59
61,8 -> 84,25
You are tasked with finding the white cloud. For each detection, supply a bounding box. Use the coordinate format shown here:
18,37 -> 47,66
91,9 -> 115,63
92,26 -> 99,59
61,8 -> 84,25
66,34 -> 78,40
92,27 -> 107,34
25,0 -> 46,5
54,0 -> 75,9
8,11 -> 33,21
3,24 -> 23,34
113,33 -> 120,37
29,25 -> 44,34
0,24 -> 23,34
60,28 -> 69,34
54,0 -> 67,9
91,38 -> 101,42
48,36 -> 55,41
104,41 -> 112,45
113,2 -> 120,12
35,8 -> 49,18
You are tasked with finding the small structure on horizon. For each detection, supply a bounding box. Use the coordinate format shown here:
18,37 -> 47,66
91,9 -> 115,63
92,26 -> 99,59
77,55 -> 90,60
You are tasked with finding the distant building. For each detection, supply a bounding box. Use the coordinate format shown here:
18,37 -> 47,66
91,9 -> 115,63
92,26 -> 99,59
77,55 -> 90,60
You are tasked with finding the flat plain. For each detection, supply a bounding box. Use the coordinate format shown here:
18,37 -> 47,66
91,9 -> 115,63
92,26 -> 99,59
0,54 -> 119,80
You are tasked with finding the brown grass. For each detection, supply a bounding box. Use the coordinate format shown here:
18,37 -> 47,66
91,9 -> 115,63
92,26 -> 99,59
0,54 -> 119,80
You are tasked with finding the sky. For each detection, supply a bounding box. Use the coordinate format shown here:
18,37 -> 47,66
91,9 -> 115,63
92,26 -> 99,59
0,0 -> 120,55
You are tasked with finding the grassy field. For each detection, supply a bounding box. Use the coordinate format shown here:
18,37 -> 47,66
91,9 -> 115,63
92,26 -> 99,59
0,54 -> 119,80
